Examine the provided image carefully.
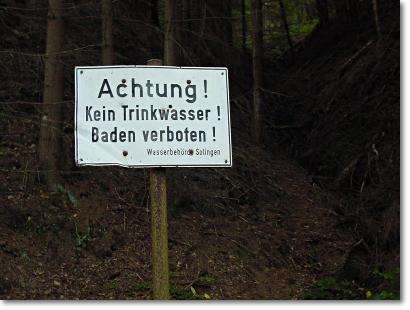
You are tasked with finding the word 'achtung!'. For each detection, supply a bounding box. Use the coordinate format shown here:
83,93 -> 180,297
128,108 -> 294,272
97,78 -> 210,103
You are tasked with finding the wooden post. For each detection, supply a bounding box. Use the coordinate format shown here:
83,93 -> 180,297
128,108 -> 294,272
146,58 -> 170,300
38,0 -> 65,191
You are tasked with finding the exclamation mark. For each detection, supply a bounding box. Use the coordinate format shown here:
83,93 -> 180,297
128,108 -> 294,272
204,80 -> 208,98
217,106 -> 221,120
212,127 -> 216,141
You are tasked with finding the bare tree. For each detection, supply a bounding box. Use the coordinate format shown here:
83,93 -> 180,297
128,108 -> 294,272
316,0 -> 329,26
251,0 -> 263,143
102,0 -> 114,65
164,0 -> 178,65
151,0 -> 160,28
278,0 -> 295,61
38,0 -> 65,191
241,0 -> 248,51
372,0 -> 381,39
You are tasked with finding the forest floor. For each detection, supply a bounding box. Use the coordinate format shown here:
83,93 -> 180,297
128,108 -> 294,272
0,130 -> 354,299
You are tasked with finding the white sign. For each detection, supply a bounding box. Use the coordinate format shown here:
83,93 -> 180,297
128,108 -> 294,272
74,66 -> 232,167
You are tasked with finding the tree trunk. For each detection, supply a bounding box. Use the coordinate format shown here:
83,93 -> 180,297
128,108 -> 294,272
150,0 -> 160,28
164,0 -> 178,66
102,0 -> 114,65
222,0 -> 233,47
38,0 -> 64,191
316,0 -> 329,26
346,0 -> 361,29
183,0 -> 192,48
372,0 -> 381,39
335,0 -> 348,24
251,0 -> 263,143
278,0 -> 295,61
241,0 -> 247,51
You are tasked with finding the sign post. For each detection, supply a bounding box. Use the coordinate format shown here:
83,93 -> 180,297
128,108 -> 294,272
146,58 -> 169,299
74,61 -> 231,299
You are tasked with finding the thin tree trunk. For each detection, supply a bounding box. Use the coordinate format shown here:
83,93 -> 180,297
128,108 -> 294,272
38,0 -> 64,191
164,0 -> 178,65
199,0 -> 207,42
278,0 -> 295,61
305,0 -> 315,20
372,0 -> 381,39
241,0 -> 247,51
183,0 -> 191,47
251,0 -> 263,143
347,0 -> 360,29
151,0 -> 160,28
316,0 -> 329,26
222,0 -> 233,46
335,0 -> 348,24
102,0 -> 114,65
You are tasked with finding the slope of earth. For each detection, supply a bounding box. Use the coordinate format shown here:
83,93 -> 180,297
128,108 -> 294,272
0,130 -> 353,299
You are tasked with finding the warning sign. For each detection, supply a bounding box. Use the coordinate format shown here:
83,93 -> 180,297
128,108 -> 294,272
74,66 -> 232,167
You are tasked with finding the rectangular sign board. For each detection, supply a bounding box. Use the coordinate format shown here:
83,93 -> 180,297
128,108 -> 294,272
75,66 -> 232,167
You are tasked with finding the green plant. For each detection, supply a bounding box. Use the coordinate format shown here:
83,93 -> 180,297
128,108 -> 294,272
198,275 -> 214,284
289,19 -> 319,37
369,268 -> 400,300
56,184 -> 78,205
74,223 -> 90,256
374,268 -> 400,282
169,285 -> 196,300
303,277 -> 361,300
19,250 -> 30,262
0,147 -> 8,156
373,290 -> 399,300
133,282 -> 149,292
125,282 -> 150,297
110,282 -> 119,290
303,268 -> 400,300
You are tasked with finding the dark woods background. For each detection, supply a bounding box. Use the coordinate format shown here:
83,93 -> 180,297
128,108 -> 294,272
0,0 -> 399,300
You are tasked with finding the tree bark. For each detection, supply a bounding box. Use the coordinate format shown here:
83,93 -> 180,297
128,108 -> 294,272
183,0 -> 192,48
38,0 -> 64,191
222,0 -> 233,46
164,0 -> 178,66
347,0 -> 361,28
372,0 -> 381,39
241,0 -> 247,51
316,0 -> 329,26
150,0 -> 160,28
278,0 -> 295,61
251,0 -> 263,143
102,0 -> 114,65
335,0 -> 348,24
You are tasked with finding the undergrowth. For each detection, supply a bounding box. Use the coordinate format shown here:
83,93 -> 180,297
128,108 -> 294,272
303,268 -> 400,300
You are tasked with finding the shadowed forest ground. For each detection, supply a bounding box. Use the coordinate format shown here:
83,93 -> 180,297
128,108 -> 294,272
0,0 -> 400,300
0,135 -> 353,299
